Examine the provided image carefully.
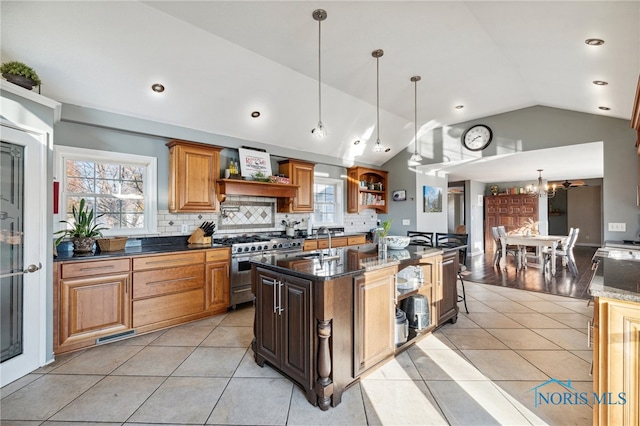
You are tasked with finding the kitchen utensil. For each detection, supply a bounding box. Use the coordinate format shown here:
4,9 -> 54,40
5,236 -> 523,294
394,308 -> 408,346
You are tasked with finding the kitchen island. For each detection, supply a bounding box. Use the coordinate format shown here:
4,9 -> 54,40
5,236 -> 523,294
250,243 -> 461,410
589,245 -> 640,426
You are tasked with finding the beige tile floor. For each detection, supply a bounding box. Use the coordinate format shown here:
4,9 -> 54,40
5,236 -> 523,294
1,282 -> 594,425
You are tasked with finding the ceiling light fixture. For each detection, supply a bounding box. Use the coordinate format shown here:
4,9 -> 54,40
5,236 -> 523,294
455,105 -> 464,110
592,80 -> 608,86
527,169 -> 556,198
599,106 -> 611,111
251,111 -> 261,118
372,49 -> 384,153
585,38 -> 605,46
311,9 -> 327,139
409,75 -> 423,162
353,140 -> 360,145
151,83 -> 165,93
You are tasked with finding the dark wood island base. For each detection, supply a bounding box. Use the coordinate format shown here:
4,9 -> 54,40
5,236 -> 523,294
251,244 -> 461,409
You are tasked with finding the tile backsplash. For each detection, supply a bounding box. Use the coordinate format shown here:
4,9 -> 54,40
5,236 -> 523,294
155,196 -> 379,237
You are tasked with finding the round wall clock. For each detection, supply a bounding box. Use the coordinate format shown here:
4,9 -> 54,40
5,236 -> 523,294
461,124 -> 493,151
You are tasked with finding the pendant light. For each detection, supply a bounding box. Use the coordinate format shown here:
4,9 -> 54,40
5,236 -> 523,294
311,9 -> 327,139
372,49 -> 384,152
409,75 -> 423,162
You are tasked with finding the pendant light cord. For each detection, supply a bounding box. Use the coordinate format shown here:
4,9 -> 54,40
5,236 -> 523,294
376,55 -> 380,143
414,79 -> 417,149
318,18 -> 322,123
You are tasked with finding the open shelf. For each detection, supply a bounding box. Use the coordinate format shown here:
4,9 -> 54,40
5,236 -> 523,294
216,179 -> 299,203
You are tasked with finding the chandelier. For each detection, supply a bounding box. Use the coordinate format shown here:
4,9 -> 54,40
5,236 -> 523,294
527,169 -> 556,198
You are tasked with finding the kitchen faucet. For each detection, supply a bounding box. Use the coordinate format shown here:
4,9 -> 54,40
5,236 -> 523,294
316,226 -> 332,262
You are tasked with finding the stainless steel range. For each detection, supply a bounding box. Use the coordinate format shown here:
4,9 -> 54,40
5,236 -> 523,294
214,234 -> 305,308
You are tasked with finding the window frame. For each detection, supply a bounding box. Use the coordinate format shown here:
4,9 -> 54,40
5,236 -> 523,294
54,145 -> 158,236
312,176 -> 344,227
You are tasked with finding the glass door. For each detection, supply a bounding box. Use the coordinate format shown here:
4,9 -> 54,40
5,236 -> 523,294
0,125 -> 46,386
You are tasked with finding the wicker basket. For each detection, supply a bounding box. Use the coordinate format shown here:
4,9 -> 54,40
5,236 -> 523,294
97,237 -> 128,252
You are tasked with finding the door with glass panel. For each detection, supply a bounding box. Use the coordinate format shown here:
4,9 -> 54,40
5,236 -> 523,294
0,125 -> 46,386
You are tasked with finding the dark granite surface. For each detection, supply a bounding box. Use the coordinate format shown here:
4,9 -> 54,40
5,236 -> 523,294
250,243 -> 445,281
589,246 -> 640,303
54,236 -> 227,262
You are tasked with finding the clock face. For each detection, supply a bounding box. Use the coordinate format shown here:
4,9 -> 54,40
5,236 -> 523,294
462,125 -> 493,151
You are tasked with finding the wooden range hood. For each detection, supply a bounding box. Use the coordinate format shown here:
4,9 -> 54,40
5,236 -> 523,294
216,178 -> 299,203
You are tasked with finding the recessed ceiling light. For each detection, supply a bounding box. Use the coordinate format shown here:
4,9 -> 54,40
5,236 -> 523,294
353,140 -> 360,145
454,105 -> 464,110
151,83 -> 165,93
251,111 -> 261,118
384,148 -> 391,153
593,80 -> 608,86
598,106 -> 611,111
585,38 -> 604,46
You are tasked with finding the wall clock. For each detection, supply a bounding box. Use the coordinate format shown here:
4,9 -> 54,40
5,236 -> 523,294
461,124 -> 493,151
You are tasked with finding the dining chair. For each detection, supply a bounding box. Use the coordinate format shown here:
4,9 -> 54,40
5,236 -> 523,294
491,226 -> 520,267
407,231 -> 434,247
544,228 -> 580,276
435,233 -> 469,314
496,225 -> 524,267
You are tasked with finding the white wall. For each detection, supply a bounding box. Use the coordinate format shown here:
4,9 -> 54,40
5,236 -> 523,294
415,168 -> 448,233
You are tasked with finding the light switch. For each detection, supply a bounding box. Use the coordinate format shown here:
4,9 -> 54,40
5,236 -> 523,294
608,223 -> 626,232
402,219 -> 410,225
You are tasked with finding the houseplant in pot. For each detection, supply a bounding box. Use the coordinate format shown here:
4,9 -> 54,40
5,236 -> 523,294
0,61 -> 42,90
55,198 -> 108,253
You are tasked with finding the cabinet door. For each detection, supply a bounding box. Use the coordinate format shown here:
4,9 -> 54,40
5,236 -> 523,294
436,251 -> 459,326
278,160 -> 314,212
595,298 -> 640,426
167,140 -> 221,213
59,273 -> 131,348
254,268 -> 281,368
281,275 -> 313,388
205,261 -> 230,313
353,267 -> 395,376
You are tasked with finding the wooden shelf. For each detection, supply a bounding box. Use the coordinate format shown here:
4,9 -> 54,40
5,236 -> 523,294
216,179 -> 299,202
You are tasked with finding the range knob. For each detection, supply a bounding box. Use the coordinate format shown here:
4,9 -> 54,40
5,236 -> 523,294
278,243 -> 283,248
236,247 -> 243,254
250,246 -> 256,251
243,246 -> 250,252
272,244 -> 278,249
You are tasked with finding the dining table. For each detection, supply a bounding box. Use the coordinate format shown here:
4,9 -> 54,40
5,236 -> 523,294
499,234 -> 565,275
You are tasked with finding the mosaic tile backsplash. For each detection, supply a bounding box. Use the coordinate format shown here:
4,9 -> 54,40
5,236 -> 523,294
155,196 -> 379,238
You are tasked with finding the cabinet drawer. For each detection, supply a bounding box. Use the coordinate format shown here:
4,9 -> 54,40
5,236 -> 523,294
133,264 -> 204,299
206,248 -> 230,263
133,252 -> 205,270
61,258 -> 130,279
347,235 -> 366,246
133,288 -> 204,327
303,240 -> 317,251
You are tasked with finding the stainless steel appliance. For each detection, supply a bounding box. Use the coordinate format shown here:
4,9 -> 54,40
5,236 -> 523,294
214,234 -> 305,308
394,308 -> 409,346
401,294 -> 430,330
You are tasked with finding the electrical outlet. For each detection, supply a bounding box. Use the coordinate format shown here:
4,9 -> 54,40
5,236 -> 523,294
402,219 -> 410,226
181,224 -> 189,233
608,222 -> 626,232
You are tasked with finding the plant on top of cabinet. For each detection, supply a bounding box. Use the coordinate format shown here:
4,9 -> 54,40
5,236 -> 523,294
55,198 -> 108,253
1,61 -> 41,90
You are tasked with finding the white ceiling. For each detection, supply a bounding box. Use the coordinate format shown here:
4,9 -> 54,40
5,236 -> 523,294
1,1 -> 637,175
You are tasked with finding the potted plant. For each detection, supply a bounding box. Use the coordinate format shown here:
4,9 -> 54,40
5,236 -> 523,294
377,219 -> 393,253
55,198 -> 108,253
1,61 -> 42,90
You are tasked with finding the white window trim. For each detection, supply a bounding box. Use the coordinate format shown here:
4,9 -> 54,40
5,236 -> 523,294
54,145 -> 158,236
313,176 -> 344,227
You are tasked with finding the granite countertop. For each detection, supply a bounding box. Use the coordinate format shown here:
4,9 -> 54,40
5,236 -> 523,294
54,236 -> 227,262
250,243 -> 444,281
589,246 -> 640,303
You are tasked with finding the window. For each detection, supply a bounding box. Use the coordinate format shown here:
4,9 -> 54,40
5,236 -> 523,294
312,177 -> 343,227
55,146 -> 157,236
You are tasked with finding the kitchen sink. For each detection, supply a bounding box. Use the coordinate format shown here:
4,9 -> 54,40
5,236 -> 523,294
296,252 -> 341,261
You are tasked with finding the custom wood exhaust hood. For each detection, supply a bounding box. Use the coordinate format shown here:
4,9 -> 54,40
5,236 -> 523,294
216,179 -> 299,203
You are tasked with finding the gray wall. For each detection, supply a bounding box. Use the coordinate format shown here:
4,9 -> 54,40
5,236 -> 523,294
383,105 -> 638,245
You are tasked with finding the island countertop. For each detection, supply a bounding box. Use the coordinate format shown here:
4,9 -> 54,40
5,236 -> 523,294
589,246 -> 640,303
250,243 -> 444,281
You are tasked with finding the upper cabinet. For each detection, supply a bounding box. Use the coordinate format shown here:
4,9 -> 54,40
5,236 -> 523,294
277,159 -> 315,213
347,166 -> 388,214
632,73 -> 640,150
167,140 -> 222,213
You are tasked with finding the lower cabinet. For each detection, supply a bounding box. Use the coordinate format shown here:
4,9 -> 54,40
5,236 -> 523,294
593,297 -> 640,426
253,267 -> 313,390
205,248 -> 231,314
353,265 -> 397,377
436,250 -> 459,325
55,258 -> 132,353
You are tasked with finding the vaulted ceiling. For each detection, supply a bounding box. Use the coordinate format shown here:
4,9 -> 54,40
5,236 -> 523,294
1,1 -> 638,168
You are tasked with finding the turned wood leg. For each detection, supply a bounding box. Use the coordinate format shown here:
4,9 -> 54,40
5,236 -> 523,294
315,319 -> 334,411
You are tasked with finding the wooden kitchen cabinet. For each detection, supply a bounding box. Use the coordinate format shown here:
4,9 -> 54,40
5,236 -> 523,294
593,297 -> 640,426
435,250 -> 459,325
353,265 -> 397,376
167,139 -> 223,213
54,258 -> 132,354
205,248 -> 231,314
277,159 -> 315,213
347,166 -> 388,214
253,267 -> 314,395
132,251 -> 206,333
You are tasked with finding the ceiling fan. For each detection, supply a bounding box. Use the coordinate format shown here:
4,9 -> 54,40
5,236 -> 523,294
551,179 -> 586,189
